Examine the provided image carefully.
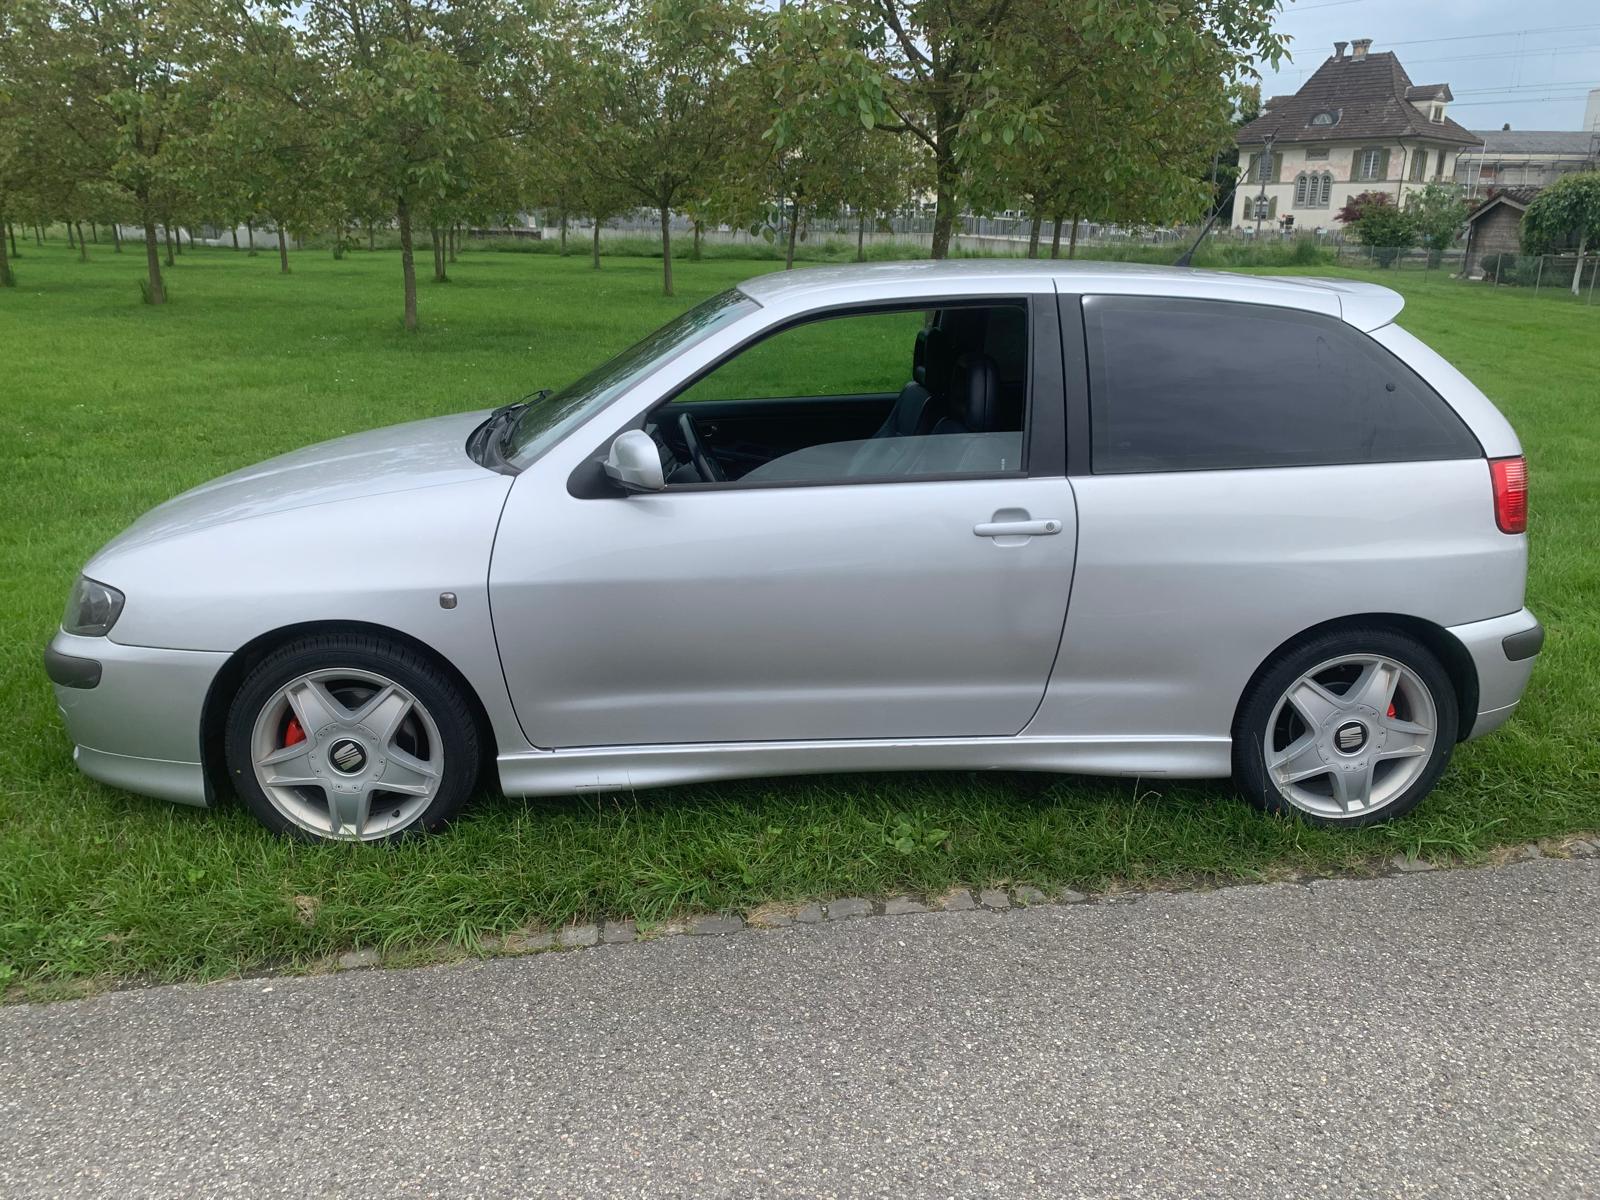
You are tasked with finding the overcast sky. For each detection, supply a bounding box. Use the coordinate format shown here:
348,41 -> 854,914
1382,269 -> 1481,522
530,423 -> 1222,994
1258,0 -> 1600,132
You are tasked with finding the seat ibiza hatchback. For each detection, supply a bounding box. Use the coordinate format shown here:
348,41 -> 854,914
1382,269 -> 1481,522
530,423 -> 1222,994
45,261 -> 1541,841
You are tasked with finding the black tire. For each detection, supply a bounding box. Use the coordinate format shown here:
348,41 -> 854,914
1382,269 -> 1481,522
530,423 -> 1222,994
224,632 -> 480,842
1232,626 -> 1459,827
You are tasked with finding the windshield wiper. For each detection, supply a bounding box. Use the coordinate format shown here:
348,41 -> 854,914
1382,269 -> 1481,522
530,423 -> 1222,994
494,388 -> 552,457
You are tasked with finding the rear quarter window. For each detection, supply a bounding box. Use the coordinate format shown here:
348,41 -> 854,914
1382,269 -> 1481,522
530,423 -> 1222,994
1082,296 -> 1481,473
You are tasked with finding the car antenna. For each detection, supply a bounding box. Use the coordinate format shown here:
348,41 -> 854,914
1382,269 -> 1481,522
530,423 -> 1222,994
1174,183 -> 1238,268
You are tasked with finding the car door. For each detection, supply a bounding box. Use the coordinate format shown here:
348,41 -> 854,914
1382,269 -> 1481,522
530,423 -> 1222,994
488,293 -> 1077,750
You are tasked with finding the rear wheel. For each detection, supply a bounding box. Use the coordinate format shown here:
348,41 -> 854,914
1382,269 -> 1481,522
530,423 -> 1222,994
1233,628 -> 1458,826
224,634 -> 479,842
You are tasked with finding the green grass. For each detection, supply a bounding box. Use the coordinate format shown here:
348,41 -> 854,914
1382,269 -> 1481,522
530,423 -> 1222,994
2,241 -> 1597,1001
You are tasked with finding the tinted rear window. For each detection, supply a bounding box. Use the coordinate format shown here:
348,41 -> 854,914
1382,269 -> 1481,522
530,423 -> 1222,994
1083,296 -> 1480,473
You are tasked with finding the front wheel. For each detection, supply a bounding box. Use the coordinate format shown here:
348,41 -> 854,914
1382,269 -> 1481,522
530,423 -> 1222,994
1233,628 -> 1459,826
224,633 -> 480,842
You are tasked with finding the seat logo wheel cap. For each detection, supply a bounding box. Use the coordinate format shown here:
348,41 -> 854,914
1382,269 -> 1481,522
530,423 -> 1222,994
1334,721 -> 1368,755
329,738 -> 367,774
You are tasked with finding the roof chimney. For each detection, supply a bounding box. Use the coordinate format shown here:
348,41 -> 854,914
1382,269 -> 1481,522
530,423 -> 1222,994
1351,38 -> 1372,61
1334,41 -> 1348,60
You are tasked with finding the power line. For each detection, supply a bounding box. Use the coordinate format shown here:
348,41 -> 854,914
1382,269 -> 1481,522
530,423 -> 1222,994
1450,95 -> 1599,106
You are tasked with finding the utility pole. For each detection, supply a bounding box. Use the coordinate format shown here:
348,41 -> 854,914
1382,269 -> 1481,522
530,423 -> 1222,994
1253,132 -> 1275,238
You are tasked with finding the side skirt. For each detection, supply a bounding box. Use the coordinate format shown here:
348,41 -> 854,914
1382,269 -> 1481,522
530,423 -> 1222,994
497,735 -> 1233,797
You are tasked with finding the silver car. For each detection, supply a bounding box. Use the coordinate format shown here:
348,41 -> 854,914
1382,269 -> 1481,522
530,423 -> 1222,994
45,261 -> 1542,841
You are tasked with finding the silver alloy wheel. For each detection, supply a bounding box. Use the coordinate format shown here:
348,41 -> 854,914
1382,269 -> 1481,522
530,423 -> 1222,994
1263,653 -> 1438,820
248,668 -> 444,841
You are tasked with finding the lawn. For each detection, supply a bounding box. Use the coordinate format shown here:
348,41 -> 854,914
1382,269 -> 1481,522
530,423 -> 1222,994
2,240 -> 1597,1000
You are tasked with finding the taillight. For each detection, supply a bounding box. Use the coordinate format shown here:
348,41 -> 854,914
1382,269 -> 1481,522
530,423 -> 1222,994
1489,456 -> 1528,534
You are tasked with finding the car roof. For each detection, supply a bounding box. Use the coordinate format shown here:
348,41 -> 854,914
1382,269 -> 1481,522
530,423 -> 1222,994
735,259 -> 1405,332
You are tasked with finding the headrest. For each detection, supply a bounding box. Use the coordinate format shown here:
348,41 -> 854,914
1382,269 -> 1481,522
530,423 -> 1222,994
922,327 -> 957,397
947,352 -> 1001,433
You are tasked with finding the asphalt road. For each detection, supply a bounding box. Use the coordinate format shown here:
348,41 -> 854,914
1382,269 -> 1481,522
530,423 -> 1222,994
5,858 -> 1599,1199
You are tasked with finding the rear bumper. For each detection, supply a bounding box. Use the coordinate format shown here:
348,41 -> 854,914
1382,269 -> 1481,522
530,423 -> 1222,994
1447,608 -> 1543,739
45,630 -> 228,807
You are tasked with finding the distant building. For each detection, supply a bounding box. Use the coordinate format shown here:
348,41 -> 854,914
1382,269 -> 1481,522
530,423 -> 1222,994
1456,125 -> 1600,197
1234,38 -> 1482,230
1460,187 -> 1539,277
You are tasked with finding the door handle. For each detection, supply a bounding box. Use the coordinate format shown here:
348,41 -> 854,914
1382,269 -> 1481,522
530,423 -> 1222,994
974,518 -> 1062,538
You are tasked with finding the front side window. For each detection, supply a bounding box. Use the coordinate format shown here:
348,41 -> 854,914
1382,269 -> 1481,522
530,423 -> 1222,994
647,302 -> 1032,486
505,288 -> 757,467
1082,296 -> 1480,474
1357,148 -> 1384,180
1410,150 -> 1428,181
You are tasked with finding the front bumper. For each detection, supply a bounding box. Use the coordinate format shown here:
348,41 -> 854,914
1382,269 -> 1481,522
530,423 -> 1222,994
1446,607 -> 1543,739
45,630 -> 229,807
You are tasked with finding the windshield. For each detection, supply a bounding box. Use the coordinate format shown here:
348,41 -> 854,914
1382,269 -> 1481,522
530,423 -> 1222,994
504,288 -> 759,467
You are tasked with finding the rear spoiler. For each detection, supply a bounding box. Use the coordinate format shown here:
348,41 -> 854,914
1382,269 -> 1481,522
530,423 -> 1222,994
1263,276 -> 1405,331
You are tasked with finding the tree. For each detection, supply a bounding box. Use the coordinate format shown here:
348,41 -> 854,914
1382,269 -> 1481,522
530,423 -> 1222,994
199,5 -> 332,276
553,0 -> 757,296
770,0 -> 1285,259
1405,182 -> 1468,267
1522,172 -> 1600,296
1338,190 -> 1415,267
300,0 -> 521,329
19,0 -> 208,305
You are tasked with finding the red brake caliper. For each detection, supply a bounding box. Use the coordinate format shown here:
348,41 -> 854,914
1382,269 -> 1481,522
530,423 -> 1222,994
1387,704 -> 1397,719
284,717 -> 306,746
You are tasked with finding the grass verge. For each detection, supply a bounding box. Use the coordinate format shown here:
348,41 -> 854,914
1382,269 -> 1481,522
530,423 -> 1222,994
2,244 -> 1596,1000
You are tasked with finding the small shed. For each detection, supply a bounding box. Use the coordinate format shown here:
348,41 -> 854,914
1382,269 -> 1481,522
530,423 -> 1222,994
1461,187 -> 1539,277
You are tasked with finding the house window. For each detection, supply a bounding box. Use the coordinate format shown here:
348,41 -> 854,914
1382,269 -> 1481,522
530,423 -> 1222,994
1435,150 -> 1446,179
1410,151 -> 1428,182
1308,110 -> 1340,127
1357,148 -> 1384,181
1293,171 -> 1334,208
1430,105 -> 1445,124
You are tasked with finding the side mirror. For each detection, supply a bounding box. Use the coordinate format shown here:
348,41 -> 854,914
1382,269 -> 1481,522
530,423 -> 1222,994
602,429 -> 665,493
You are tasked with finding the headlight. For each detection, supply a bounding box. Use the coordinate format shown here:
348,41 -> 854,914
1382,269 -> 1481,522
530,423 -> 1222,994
63,576 -> 125,637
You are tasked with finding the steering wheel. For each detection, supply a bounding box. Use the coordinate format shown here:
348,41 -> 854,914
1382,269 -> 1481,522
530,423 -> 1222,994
677,413 -> 725,483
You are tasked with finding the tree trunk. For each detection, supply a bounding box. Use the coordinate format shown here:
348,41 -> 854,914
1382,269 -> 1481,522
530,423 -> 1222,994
432,228 -> 447,282
0,210 -> 14,287
659,203 -> 673,297
559,212 -> 568,255
6,221 -> 17,259
1068,215 -> 1081,259
785,199 -> 801,270
66,221 -> 75,249
692,219 -> 702,261
276,223 -> 290,274
397,197 -> 418,331
1027,210 -> 1042,258
592,217 -> 602,269
142,215 -> 166,305
857,212 -> 866,261
231,226 -> 239,251
930,123 -> 959,259
76,222 -> 88,261
367,223 -> 375,251
1049,217 -> 1063,259
112,222 -> 121,253
90,221 -> 98,243
246,220 -> 257,256
447,224 -> 457,263
163,223 -> 175,267
35,223 -> 43,245
1573,232 -> 1588,296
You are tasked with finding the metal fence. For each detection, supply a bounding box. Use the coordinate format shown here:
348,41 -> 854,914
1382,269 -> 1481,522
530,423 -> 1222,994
1473,253 -> 1600,302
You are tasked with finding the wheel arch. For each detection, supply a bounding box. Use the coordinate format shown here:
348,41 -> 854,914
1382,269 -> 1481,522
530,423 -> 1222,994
1236,613 -> 1479,743
199,620 -> 501,803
